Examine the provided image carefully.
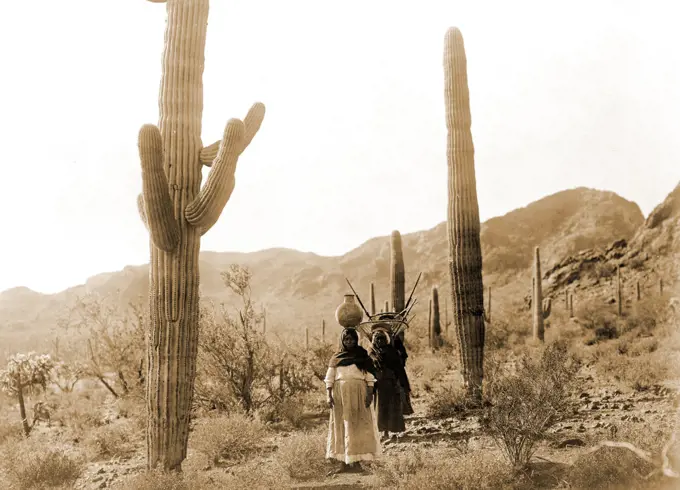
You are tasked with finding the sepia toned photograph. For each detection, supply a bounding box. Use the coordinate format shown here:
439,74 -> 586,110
0,0 -> 678,488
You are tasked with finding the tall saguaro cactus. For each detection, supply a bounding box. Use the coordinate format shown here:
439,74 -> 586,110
369,282 -> 376,316
444,27 -> 486,402
431,286 -> 442,349
390,230 -> 406,339
137,0 -> 265,471
390,231 -> 405,311
532,246 -> 551,341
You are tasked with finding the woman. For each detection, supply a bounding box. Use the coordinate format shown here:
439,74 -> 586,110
325,328 -> 381,473
371,328 -> 411,439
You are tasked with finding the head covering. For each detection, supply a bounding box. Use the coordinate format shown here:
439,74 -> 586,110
328,328 -> 377,376
371,330 -> 410,391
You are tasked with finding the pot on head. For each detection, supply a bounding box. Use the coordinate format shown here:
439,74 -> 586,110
335,294 -> 364,328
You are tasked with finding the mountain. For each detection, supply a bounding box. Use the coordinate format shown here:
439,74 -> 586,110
542,182 -> 680,309
0,187 -> 647,354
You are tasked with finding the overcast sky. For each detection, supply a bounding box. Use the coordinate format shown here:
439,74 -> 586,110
0,0 -> 678,294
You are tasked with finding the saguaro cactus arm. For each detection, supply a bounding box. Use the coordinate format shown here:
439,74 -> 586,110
185,103 -> 266,233
199,102 -> 266,167
542,298 -> 552,319
137,193 -> 148,230
138,124 -> 180,252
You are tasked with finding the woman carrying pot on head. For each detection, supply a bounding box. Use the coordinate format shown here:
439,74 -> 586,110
324,327 -> 381,474
371,327 -> 411,440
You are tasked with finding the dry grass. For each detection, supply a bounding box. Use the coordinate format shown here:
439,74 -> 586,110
84,419 -> 140,461
370,447 -> 521,489
0,433 -> 85,490
188,412 -> 269,466
275,429 -> 329,481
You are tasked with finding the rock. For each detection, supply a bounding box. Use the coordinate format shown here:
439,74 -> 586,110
557,438 -> 586,448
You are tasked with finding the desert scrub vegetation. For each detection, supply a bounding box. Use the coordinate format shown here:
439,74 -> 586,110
481,339 -> 581,469
189,412 -> 270,467
274,429 -> 329,481
0,432 -> 85,490
370,446 -> 520,489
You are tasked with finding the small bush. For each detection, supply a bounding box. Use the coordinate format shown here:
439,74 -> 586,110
276,430 -> 328,481
427,385 -> 473,419
0,436 -> 84,489
189,412 -> 268,466
84,420 -> 139,460
371,447 -> 519,489
482,339 -> 580,469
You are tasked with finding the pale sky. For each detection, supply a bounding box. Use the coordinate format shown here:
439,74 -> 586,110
0,0 -> 678,294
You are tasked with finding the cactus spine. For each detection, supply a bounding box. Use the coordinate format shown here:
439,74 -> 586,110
532,247 -> 551,341
137,0 -> 265,472
370,282 -> 376,316
444,27 -> 485,401
431,286 -> 441,349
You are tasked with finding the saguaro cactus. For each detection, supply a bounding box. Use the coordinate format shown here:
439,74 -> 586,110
616,266 -> 623,316
370,282 -> 376,316
431,287 -> 442,349
444,27 -> 486,402
532,247 -> 551,341
390,230 -> 406,314
137,0 -> 265,471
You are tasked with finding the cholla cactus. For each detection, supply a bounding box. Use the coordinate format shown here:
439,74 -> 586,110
0,352 -> 54,436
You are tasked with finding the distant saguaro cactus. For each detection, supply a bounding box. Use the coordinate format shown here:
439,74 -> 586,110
390,230 -> 406,313
370,283 -> 376,316
532,247 -> 551,341
431,287 -> 442,349
137,0 -> 265,472
569,294 -> 574,318
636,280 -> 641,301
444,27 -> 486,401
322,318 -> 326,343
617,266 -> 623,316
486,286 -> 492,322
428,298 -> 433,348
384,300 -> 389,313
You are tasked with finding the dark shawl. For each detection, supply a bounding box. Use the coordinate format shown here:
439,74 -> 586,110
372,331 -> 411,392
392,333 -> 409,366
328,328 -> 377,377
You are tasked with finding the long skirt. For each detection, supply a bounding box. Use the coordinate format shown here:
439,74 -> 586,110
326,379 -> 381,464
375,371 -> 406,433
401,388 -> 414,416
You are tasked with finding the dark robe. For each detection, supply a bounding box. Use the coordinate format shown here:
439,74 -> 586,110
372,335 -> 413,432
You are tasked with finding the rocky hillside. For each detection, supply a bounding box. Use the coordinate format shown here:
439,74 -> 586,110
541,182 -> 680,312
0,187 -> 646,353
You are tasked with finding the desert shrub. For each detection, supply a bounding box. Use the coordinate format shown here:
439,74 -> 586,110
482,339 -> 580,469
51,391 -> 107,438
0,435 -> 84,489
592,347 -> 670,392
275,430 -> 328,481
427,384 -> 474,418
371,447 -> 519,489
189,412 -> 268,466
84,420 -> 139,460
566,445 -> 657,490
409,354 -> 449,394
58,293 -> 147,399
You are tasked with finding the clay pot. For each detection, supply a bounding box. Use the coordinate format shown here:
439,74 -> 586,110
335,294 -> 364,328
